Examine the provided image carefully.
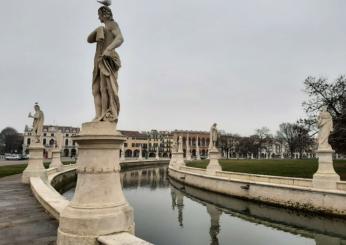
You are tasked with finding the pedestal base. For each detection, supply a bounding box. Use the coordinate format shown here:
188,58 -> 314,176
313,149 -> 340,190
50,149 -> 64,171
22,143 -> 47,184
186,153 -> 192,161
171,151 -> 185,169
57,121 -> 134,245
207,149 -> 222,175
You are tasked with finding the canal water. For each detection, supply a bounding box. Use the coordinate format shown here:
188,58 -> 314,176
63,166 -> 346,245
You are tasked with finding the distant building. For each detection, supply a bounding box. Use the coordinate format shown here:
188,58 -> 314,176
23,125 -> 80,158
120,130 -> 148,158
172,130 -> 210,157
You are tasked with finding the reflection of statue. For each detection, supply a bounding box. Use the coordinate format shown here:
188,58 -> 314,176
28,103 -> 44,143
88,2 -> 124,123
176,191 -> 184,227
317,106 -> 333,150
207,204 -> 222,245
170,189 -> 177,210
209,123 -> 218,149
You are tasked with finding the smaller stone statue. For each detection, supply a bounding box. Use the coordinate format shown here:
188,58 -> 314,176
56,130 -> 64,150
178,136 -> 183,152
28,103 -> 44,143
317,106 -> 333,150
209,123 -> 218,150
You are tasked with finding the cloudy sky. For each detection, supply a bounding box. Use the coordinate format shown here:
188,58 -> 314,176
0,0 -> 345,135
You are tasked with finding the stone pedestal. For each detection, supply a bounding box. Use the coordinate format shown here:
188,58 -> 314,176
50,149 -> 64,171
186,151 -> 192,161
57,122 -> 134,245
171,151 -> 185,169
22,142 -> 47,184
206,148 -> 222,175
120,144 -> 125,161
313,149 -> 340,190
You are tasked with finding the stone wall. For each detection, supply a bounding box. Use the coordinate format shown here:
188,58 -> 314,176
169,166 -> 346,216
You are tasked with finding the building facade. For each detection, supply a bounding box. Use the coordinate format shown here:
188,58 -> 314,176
172,130 -> 210,158
23,125 -> 80,158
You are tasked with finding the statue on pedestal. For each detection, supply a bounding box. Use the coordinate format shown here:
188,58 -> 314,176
178,136 -> 183,152
317,106 -> 333,150
209,123 -> 218,150
28,103 -> 44,143
88,1 -> 124,123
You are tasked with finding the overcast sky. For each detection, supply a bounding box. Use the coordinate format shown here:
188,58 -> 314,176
0,0 -> 345,136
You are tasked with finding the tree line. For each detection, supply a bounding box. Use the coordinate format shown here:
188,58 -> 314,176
219,75 -> 346,157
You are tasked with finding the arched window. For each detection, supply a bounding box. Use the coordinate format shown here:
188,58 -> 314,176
64,149 -> 69,157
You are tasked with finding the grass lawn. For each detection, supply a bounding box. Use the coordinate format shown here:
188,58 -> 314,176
0,161 -> 75,178
186,159 -> 346,181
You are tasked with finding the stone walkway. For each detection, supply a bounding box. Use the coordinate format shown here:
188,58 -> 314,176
0,175 -> 58,245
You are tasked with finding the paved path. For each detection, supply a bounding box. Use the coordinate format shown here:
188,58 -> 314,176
0,175 -> 58,245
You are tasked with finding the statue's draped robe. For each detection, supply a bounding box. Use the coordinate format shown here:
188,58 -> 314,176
318,111 -> 333,149
92,25 -> 121,122
33,111 -> 44,138
210,127 -> 218,148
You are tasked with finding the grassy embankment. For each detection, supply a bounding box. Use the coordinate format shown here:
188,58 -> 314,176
0,160 -> 75,178
186,159 -> 346,181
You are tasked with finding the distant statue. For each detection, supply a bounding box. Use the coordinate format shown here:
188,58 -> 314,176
178,136 -> 183,152
209,123 -> 218,149
56,130 -> 64,150
88,1 -> 124,123
317,106 -> 333,150
171,139 -> 177,153
28,103 -> 44,143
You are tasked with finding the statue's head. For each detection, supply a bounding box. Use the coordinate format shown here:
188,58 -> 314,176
213,123 -> 217,127
34,103 -> 40,112
321,106 -> 328,112
98,6 -> 114,23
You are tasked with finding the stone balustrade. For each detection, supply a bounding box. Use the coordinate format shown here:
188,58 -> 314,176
28,162 -> 161,245
169,165 -> 346,216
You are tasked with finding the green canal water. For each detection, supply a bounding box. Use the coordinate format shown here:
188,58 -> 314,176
63,166 -> 346,245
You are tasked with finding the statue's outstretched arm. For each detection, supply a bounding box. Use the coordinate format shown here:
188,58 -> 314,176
87,29 -> 98,43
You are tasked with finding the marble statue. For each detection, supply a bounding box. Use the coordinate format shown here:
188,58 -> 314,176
171,140 -> 176,153
28,103 -> 44,143
209,123 -> 218,149
88,2 -> 124,123
178,136 -> 183,152
56,130 -> 64,150
317,106 -> 333,150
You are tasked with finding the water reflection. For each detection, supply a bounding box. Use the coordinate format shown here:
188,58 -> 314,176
207,204 -> 222,245
64,166 -> 346,245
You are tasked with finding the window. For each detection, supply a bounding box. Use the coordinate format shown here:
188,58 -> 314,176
65,139 -> 69,146
132,143 -> 135,147
66,134 -> 69,137
27,138 -> 31,145
43,138 -> 47,145
124,143 -> 128,147
43,133 -> 47,137
51,133 -> 54,137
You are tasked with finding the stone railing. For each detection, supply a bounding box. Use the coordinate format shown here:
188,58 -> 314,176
337,182 -> 346,192
180,166 -> 207,175
29,163 -> 155,245
215,171 -> 312,188
169,165 -> 346,216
